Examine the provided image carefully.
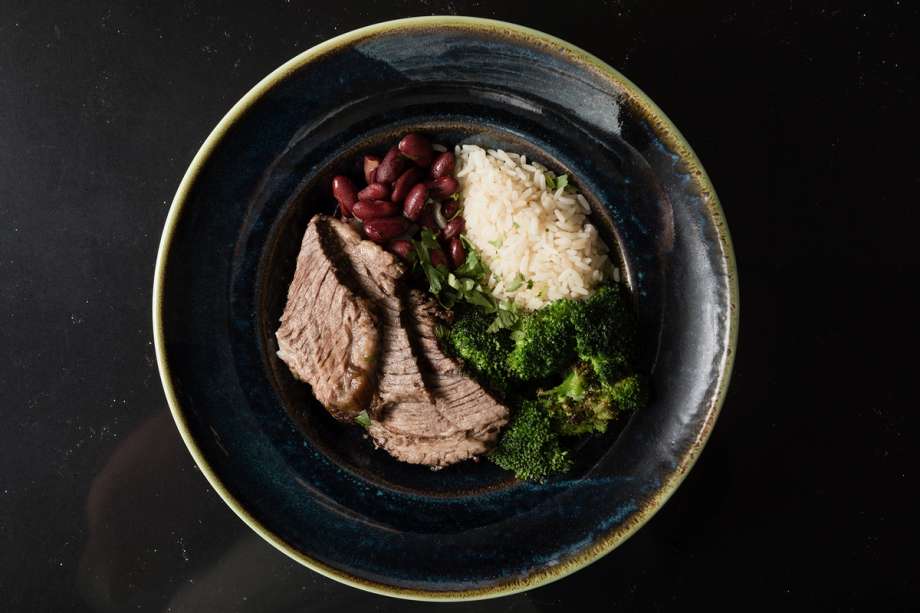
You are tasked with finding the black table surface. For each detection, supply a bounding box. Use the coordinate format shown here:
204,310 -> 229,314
1,1 -> 916,610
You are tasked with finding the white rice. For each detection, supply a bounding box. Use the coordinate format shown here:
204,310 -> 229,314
455,144 -> 616,310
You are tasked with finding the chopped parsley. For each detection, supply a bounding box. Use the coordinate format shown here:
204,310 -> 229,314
506,272 -> 525,292
544,171 -> 569,191
413,229 -> 495,311
412,230 -> 528,334
412,228 -> 447,294
487,299 -> 522,333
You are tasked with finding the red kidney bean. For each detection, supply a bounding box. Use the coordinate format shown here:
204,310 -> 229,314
357,182 -> 390,201
374,146 -> 405,184
426,176 -> 459,199
390,167 -> 423,203
403,182 -> 428,221
441,200 -> 459,219
448,237 -> 466,268
441,217 -> 465,240
398,133 -> 433,167
332,175 -> 358,217
389,239 -> 414,261
429,249 -> 448,268
364,217 -> 409,243
352,200 -> 399,221
430,151 -> 455,179
363,155 -> 381,184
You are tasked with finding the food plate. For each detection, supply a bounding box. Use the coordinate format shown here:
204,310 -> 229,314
153,16 -> 738,600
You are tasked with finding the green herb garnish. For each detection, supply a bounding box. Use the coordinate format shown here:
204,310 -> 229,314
413,229 -> 495,312
412,232 -> 524,335
420,227 -> 440,250
355,410 -> 371,429
506,273 -> 525,292
544,171 -> 569,191
487,299 -> 522,333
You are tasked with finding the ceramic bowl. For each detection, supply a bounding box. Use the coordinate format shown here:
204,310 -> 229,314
153,16 -> 738,600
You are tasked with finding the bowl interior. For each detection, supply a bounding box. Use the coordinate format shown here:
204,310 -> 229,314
252,111 -> 665,496
156,18 -> 734,597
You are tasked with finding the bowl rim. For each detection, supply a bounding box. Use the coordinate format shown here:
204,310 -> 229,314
152,15 -> 739,602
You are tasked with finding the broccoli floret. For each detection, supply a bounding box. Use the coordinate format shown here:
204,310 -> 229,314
489,400 -> 572,481
608,374 -> 647,412
506,283 -> 638,383
571,283 -> 636,355
546,363 -> 589,401
538,363 -> 647,436
586,353 -> 631,389
507,299 -> 578,380
445,307 -> 514,391
538,364 -> 618,436
567,283 -> 639,388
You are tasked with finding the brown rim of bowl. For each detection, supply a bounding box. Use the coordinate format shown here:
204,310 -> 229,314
152,15 -> 739,601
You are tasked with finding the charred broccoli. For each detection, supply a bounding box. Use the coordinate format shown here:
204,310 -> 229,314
489,400 -> 572,481
477,282 -> 647,481
537,363 -> 624,436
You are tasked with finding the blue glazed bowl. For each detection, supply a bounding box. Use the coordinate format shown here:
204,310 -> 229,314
153,16 -> 738,600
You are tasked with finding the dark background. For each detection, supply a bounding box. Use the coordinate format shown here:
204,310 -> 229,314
1,1 -> 916,610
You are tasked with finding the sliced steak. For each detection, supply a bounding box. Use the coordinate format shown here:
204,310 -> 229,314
366,422 -> 490,467
318,217 -> 431,410
276,215 -> 509,468
408,291 -> 509,440
275,216 -> 380,421
366,291 -> 510,467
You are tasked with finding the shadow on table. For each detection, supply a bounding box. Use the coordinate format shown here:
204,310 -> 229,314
75,412 -> 540,612
76,408 -> 731,612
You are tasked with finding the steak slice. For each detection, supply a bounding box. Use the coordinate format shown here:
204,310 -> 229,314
276,215 -> 509,468
318,217 -> 431,410
275,216 -> 380,421
408,291 -> 509,440
366,422 -> 491,467
365,291 -> 510,467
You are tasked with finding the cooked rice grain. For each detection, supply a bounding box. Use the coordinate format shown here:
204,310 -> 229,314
455,145 -> 616,310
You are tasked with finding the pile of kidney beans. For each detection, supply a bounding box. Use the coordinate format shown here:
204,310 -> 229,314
331,132 -> 467,269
